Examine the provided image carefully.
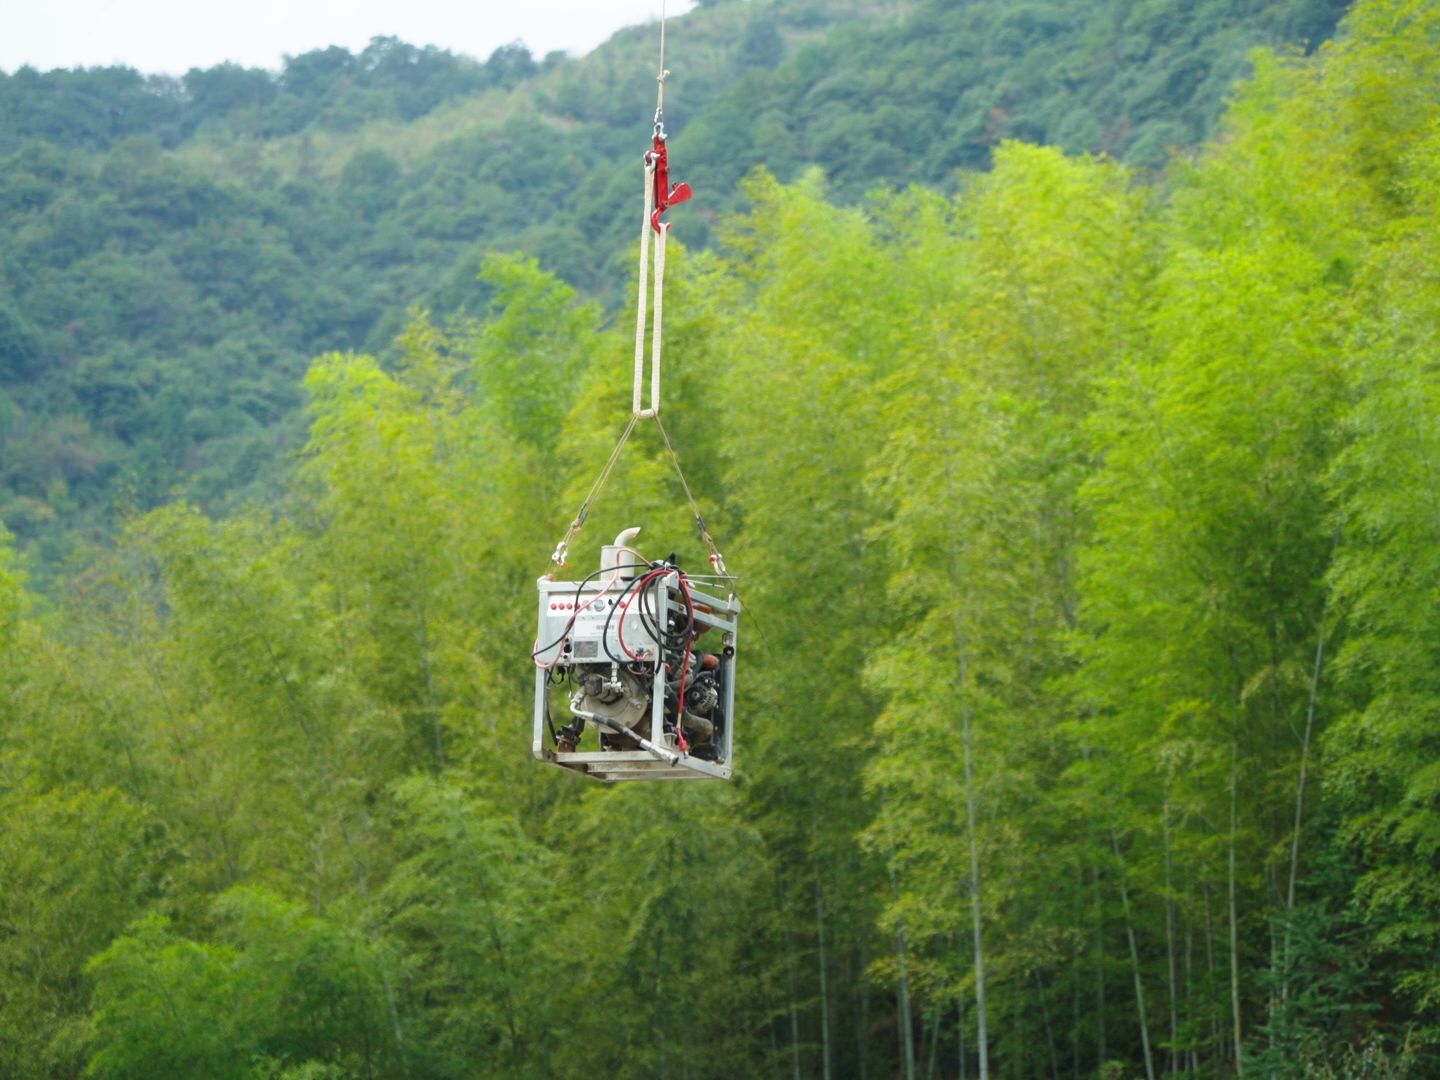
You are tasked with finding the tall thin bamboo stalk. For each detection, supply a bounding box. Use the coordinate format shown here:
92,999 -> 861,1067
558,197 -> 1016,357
1229,741 -> 1245,1078
1112,832 -> 1156,1080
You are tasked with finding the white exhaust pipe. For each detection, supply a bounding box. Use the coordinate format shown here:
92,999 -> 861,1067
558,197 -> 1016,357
601,527 -> 643,578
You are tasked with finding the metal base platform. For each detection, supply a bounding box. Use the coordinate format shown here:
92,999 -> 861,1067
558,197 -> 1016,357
537,748 -> 732,783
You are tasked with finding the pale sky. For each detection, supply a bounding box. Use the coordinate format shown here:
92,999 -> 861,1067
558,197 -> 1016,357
0,0 -> 697,75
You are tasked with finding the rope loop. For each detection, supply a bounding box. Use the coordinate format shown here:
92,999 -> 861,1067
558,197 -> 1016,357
543,3 -> 734,592
546,415 -> 637,570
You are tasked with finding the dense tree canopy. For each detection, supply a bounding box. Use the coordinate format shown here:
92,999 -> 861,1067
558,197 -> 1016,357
2,0 -> 1438,1077
0,0 -> 1350,575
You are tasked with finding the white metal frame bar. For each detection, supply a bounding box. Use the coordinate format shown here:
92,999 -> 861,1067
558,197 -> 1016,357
632,161 -> 668,421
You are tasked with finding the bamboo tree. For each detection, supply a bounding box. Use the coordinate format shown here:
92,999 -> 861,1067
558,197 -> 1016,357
1162,798 -> 1180,1072
958,627 -> 989,1080
1110,833 -> 1156,1080
895,897 -> 917,1080
816,875 -> 834,1080
6,8 -> 1440,1072
1323,21 -> 1440,1039
712,171 -> 897,1079
1229,740 -> 1244,1077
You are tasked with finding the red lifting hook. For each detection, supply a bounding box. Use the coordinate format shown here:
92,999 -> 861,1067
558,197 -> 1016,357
648,133 -> 692,232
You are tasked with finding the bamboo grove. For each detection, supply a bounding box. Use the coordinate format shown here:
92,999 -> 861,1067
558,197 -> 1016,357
2,2 -> 1439,1076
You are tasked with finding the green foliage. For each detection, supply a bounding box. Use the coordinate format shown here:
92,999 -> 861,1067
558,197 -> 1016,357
0,787 -> 168,1078
550,784 -> 769,1078
381,777 -> 560,1077
0,0 -> 1349,571
86,890 -> 399,1080
2,3 -> 1440,1078
0,38 -> 533,154
676,0 -> 1350,205
85,914 -> 254,1080
1324,70 -> 1440,1043
470,253 -> 600,449
863,144 -> 1150,1077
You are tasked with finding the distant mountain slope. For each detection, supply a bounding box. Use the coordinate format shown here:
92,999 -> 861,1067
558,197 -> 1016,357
0,0 -> 1349,572
678,0 -> 1350,203
0,38 -> 551,155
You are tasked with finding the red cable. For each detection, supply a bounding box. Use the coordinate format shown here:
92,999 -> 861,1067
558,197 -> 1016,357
674,573 -> 695,753
616,568 -> 696,753
617,568 -> 663,661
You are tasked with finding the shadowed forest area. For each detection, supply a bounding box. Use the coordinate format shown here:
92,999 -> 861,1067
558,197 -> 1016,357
4,0 -> 1440,1077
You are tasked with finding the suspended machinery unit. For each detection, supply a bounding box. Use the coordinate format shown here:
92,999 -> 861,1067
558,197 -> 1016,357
530,14 -> 740,783
533,529 -> 739,781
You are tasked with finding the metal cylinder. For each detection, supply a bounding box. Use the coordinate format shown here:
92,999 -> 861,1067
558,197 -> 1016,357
600,526 -> 643,579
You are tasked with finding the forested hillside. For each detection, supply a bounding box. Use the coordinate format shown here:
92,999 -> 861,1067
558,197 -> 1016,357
2,0 -> 1439,1076
0,0 -> 1349,575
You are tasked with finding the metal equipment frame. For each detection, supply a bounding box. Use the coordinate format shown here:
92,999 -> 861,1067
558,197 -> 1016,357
533,572 -> 739,782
